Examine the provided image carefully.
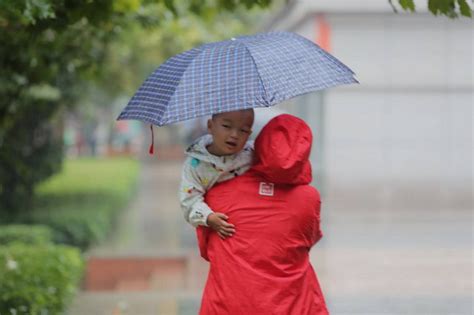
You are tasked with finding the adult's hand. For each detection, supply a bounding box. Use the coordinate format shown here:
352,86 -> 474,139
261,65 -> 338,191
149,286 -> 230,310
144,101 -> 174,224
207,213 -> 235,239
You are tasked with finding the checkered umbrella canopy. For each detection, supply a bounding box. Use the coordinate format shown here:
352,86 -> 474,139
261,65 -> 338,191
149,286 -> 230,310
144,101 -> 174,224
117,31 -> 357,126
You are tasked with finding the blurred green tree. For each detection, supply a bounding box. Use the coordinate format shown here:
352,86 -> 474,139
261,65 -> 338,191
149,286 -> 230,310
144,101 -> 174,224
0,0 -> 272,220
0,0 -> 117,219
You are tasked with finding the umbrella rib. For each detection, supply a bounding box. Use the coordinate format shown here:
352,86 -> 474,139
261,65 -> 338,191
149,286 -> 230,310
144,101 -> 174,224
240,43 -> 269,107
161,48 -> 205,124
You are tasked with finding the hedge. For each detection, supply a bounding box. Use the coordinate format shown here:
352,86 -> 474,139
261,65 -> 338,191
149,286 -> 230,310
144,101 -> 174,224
0,244 -> 84,315
23,158 -> 139,250
0,225 -> 53,246
27,203 -> 115,250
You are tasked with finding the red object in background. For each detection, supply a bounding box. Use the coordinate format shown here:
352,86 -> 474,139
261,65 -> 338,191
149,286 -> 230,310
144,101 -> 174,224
197,114 -> 328,315
116,120 -> 129,133
315,13 -> 331,52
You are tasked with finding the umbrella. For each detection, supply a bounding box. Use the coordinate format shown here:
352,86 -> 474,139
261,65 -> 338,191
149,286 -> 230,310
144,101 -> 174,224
117,31 -> 357,127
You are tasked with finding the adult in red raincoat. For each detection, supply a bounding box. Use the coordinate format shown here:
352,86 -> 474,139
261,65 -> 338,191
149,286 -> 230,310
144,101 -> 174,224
197,114 -> 328,315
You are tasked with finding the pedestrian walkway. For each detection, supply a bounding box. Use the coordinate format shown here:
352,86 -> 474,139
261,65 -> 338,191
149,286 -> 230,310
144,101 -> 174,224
68,154 -> 472,315
68,155 -> 207,315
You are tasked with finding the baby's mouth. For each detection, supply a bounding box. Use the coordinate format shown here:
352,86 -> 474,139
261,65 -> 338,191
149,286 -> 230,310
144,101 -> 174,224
225,141 -> 237,147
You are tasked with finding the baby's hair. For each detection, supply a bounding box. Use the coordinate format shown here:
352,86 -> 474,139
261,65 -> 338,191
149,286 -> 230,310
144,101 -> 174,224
212,108 -> 254,120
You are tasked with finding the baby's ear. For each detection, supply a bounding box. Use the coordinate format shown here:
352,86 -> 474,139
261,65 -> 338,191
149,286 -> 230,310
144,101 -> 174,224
207,119 -> 212,131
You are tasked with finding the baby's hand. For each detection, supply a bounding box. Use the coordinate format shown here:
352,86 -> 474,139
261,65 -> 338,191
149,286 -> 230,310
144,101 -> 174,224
207,213 -> 235,239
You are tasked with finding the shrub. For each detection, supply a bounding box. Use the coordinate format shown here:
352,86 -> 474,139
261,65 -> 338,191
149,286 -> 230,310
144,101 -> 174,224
22,158 -> 139,250
0,244 -> 84,315
28,202 -> 115,250
0,224 -> 53,245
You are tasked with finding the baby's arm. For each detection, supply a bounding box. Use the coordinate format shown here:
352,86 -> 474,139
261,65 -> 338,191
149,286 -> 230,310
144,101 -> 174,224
179,161 -> 213,227
179,160 -> 236,238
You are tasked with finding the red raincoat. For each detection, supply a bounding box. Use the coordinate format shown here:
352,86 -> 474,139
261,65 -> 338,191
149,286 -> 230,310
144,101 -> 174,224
197,114 -> 328,315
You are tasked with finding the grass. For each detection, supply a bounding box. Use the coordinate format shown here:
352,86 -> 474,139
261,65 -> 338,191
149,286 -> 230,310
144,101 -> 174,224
28,157 -> 140,250
37,157 -> 139,196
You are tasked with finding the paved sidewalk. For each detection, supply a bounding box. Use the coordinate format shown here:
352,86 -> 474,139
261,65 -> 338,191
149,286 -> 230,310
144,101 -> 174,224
68,157 -> 207,315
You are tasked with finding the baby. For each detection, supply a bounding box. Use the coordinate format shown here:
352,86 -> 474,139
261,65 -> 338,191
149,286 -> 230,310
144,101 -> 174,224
179,109 -> 254,239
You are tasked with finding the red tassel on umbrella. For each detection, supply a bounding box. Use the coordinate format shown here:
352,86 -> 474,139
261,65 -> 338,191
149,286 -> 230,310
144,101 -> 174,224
149,124 -> 154,155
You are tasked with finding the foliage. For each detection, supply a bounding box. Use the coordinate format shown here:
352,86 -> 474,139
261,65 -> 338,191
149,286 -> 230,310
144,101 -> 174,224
163,0 -> 272,15
0,224 -> 53,245
21,158 -> 140,249
35,157 -> 139,196
0,1 -> 116,217
0,243 -> 84,315
0,0 -> 272,219
27,204 -> 115,250
390,0 -> 472,17
82,1 -> 271,118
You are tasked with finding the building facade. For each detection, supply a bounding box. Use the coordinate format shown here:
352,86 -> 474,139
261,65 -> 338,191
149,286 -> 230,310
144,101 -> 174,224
263,0 -> 473,210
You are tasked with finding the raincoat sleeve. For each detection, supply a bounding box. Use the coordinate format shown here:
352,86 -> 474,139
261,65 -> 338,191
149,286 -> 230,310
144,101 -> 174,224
179,158 -> 214,227
312,198 -> 323,244
196,226 -> 211,261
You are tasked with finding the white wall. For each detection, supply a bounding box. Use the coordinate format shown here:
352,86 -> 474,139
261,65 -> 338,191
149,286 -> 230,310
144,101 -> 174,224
328,14 -> 473,88
279,13 -> 473,209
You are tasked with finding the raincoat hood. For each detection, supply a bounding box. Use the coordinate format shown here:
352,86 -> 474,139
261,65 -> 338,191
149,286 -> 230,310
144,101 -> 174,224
252,114 -> 312,185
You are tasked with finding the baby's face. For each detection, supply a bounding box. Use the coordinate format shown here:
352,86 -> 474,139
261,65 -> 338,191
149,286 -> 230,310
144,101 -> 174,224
207,109 -> 254,156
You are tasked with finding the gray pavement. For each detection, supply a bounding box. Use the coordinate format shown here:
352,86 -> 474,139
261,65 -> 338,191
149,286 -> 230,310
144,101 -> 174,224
313,200 -> 472,314
69,157 -> 473,315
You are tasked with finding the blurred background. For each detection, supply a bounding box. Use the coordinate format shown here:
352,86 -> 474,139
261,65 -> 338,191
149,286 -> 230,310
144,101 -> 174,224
0,0 -> 472,314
